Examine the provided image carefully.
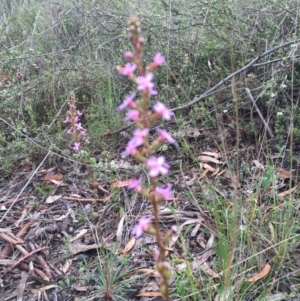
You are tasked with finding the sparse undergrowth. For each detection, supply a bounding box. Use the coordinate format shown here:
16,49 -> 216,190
1,0 -> 300,301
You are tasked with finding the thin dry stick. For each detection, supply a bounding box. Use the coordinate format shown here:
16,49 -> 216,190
245,88 -> 274,138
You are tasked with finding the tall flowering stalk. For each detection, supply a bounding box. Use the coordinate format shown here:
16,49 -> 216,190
64,91 -> 87,152
117,16 -> 176,301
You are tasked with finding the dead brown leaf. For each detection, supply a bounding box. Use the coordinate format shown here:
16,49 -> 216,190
112,178 -> 136,188
199,168 -> 209,179
253,160 -> 265,170
136,292 -> 162,297
198,155 -> 224,164
247,263 -> 271,282
91,181 -> 110,193
48,179 -> 66,186
198,235 -> 215,264
118,237 -> 136,255
201,151 -> 221,158
201,262 -> 219,278
203,163 -> 216,172
45,195 -> 62,204
185,173 -> 197,186
43,173 -> 63,181
278,185 -> 298,200
136,268 -> 161,278
169,219 -> 203,247
276,167 -> 293,179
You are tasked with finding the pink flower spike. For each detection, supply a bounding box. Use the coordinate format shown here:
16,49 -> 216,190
125,109 -> 140,121
124,51 -> 135,60
153,101 -> 174,121
128,178 -> 142,192
155,184 -> 173,200
153,52 -> 165,67
73,141 -> 80,152
157,128 -> 175,143
146,156 -> 170,177
136,73 -> 157,95
119,63 -> 136,77
132,216 -> 151,238
118,93 -> 136,111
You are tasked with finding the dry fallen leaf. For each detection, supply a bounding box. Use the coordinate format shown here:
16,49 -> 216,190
247,263 -> 271,282
169,219 -> 203,247
201,262 -> 220,278
136,268 -> 161,278
201,151 -> 221,158
112,178 -> 136,188
198,155 -> 224,164
278,185 -> 298,200
185,173 -> 197,186
253,160 -> 265,170
203,163 -> 216,172
136,292 -> 162,297
276,167 -> 292,179
43,173 -> 63,181
199,168 -> 209,179
45,195 -> 62,204
118,237 -> 136,255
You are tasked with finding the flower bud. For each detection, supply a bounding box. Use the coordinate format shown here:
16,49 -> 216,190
160,284 -> 168,297
124,51 -> 135,60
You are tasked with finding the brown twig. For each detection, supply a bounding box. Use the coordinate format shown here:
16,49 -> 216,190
2,246 -> 49,277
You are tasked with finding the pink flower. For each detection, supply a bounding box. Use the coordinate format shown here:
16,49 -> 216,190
153,52 -> 165,67
118,93 -> 136,111
132,216 -> 151,237
162,261 -> 171,269
153,101 -> 174,121
155,184 -> 173,200
67,128 -> 72,135
153,249 -> 160,261
133,128 -> 149,145
125,110 -> 140,121
63,116 -> 70,123
146,156 -> 170,177
136,73 -> 157,95
118,63 -> 136,77
68,102 -> 76,109
75,123 -> 83,131
76,110 -> 82,116
156,128 -> 175,143
73,141 -> 80,152
128,178 -> 142,192
122,139 -> 139,157
171,225 -> 177,232
124,51 -> 135,60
